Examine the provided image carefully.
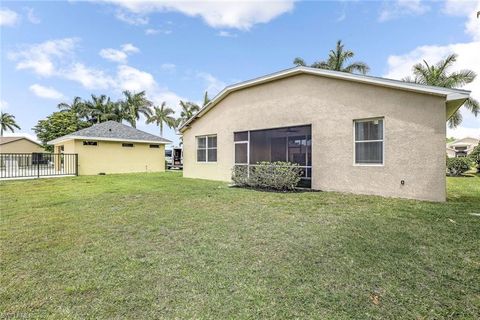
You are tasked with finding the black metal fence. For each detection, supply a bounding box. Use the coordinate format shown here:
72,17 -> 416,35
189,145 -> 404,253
0,153 -> 78,179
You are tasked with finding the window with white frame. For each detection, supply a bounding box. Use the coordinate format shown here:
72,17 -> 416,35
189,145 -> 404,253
354,118 -> 384,165
234,131 -> 248,165
197,135 -> 217,162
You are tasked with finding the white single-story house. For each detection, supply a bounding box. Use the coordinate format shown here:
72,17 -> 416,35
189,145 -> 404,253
179,66 -> 471,202
446,137 -> 479,158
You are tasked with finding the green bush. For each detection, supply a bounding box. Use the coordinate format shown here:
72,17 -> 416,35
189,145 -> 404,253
446,157 -> 471,176
469,143 -> 480,173
232,161 -> 302,191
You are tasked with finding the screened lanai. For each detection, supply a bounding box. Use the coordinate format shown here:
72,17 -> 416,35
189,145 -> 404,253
234,125 -> 312,187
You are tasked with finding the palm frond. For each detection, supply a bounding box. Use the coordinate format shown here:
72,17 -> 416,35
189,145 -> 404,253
448,110 -> 463,128
293,57 -> 306,67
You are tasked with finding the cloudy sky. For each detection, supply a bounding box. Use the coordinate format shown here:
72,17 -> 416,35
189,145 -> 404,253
1,0 -> 479,145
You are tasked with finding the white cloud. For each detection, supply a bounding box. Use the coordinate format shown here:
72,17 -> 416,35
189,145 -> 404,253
443,0 -> 480,40
25,7 -> 40,24
145,28 -> 172,35
447,126 -> 480,140
0,100 -> 9,111
116,65 -> 156,92
217,30 -> 237,37
99,48 -> 128,63
115,10 -> 149,25
9,38 -> 78,76
8,39 -> 186,117
160,63 -> 176,72
384,1 -> 480,139
100,0 -> 295,30
0,8 -> 19,26
197,72 -> 225,95
99,43 -> 139,63
121,43 -> 139,53
64,63 -> 115,90
379,0 -> 430,22
29,84 -> 65,100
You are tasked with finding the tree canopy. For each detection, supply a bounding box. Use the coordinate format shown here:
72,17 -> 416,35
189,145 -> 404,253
293,40 -> 369,74
33,111 -> 91,151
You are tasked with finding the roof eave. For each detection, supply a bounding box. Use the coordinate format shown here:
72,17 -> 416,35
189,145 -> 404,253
445,93 -> 470,120
47,136 -> 171,145
179,67 -> 472,132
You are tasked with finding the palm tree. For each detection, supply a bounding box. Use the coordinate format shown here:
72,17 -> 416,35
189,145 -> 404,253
403,54 -> 478,128
122,90 -> 153,128
0,112 -> 21,136
293,40 -> 370,74
84,94 -> 112,123
146,102 -> 175,137
109,101 -> 128,123
57,96 -> 85,115
179,100 -> 200,124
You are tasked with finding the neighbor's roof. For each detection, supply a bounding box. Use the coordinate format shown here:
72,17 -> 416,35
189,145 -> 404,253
447,137 -> 480,147
179,66 -> 471,132
47,121 -> 172,145
0,136 -> 43,147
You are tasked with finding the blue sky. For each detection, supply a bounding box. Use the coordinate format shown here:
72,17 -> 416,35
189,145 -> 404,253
1,0 -> 479,145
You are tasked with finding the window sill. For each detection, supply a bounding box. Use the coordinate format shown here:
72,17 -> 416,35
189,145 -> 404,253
353,163 -> 384,167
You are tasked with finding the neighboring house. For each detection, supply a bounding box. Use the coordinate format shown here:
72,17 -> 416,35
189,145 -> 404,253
446,137 -> 479,158
179,66 -> 470,202
0,137 -> 45,167
48,121 -> 171,175
0,136 -> 44,154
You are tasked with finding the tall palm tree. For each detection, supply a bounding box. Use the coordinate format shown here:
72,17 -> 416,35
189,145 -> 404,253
0,112 -> 21,136
84,94 -> 112,123
403,54 -> 478,128
109,101 -> 127,123
57,96 -> 85,115
146,102 -> 175,137
293,40 -> 370,74
122,90 -> 153,128
179,100 -> 200,124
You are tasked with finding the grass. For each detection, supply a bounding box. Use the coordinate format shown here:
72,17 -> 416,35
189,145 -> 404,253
1,172 -> 479,319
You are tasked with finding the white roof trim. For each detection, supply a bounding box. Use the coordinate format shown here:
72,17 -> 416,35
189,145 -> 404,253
179,66 -> 471,132
48,136 -> 170,145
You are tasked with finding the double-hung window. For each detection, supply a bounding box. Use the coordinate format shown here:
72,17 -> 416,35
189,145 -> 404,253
197,135 -> 217,162
354,118 -> 384,165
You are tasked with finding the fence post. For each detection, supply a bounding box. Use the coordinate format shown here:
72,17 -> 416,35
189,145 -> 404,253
75,154 -> 79,176
36,154 -> 40,178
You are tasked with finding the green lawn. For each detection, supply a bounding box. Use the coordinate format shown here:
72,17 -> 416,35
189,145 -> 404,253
1,173 -> 479,319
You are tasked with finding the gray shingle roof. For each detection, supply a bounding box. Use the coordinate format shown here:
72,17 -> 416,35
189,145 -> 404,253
48,121 -> 171,144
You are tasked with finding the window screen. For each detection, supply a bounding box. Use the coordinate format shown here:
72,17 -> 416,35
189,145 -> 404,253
197,135 -> 217,162
354,119 -> 383,164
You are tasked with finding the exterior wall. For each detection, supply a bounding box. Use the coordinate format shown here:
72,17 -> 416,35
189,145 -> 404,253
54,140 -> 165,175
0,139 -> 44,153
183,74 -> 447,201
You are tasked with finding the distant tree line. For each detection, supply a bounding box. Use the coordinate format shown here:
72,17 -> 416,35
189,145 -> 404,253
32,90 -> 210,150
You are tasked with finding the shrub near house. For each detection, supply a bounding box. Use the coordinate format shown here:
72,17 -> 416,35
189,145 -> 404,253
232,161 -> 302,191
446,157 -> 471,176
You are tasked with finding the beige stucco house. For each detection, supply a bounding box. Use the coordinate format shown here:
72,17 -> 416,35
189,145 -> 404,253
446,137 -> 479,158
0,137 -> 45,167
48,121 -> 171,175
0,136 -> 44,154
179,67 -> 471,202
